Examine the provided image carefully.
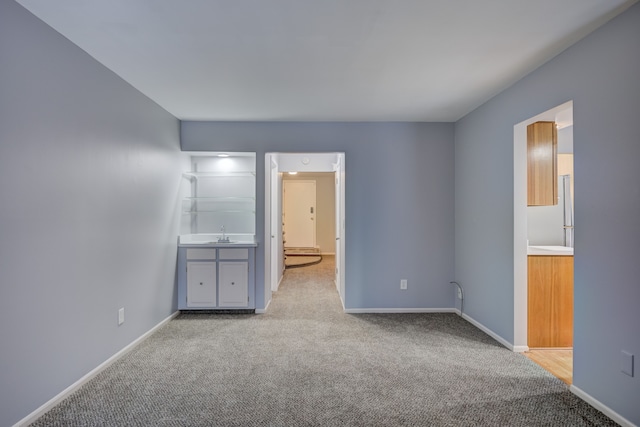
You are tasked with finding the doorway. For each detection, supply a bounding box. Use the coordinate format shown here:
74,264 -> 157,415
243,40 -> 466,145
514,101 -> 574,383
264,152 -> 346,310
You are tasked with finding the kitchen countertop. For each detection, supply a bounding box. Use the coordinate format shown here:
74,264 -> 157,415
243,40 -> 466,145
527,245 -> 573,256
178,234 -> 258,247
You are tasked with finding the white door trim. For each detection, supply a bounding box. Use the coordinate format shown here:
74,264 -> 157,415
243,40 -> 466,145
264,152 -> 346,310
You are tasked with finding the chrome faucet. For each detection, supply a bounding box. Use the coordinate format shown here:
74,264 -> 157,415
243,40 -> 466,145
218,226 -> 230,243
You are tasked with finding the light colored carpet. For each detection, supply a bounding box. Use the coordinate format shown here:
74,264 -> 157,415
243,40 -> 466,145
32,256 -> 616,426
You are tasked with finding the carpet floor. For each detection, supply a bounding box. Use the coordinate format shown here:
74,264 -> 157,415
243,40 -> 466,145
32,256 -> 616,426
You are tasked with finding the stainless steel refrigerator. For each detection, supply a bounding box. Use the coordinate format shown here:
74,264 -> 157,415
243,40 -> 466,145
527,175 -> 574,247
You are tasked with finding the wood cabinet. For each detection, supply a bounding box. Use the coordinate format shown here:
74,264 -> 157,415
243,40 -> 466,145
527,121 -> 557,206
178,246 -> 255,310
528,255 -> 573,348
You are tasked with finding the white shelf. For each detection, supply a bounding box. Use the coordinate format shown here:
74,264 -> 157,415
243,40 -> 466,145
182,171 -> 255,180
184,197 -> 255,201
183,210 -> 256,214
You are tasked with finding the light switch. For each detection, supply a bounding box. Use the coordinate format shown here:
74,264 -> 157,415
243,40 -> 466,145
621,350 -> 634,377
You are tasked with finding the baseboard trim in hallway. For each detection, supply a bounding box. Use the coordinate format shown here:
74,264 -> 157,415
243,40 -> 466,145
14,311 -> 180,427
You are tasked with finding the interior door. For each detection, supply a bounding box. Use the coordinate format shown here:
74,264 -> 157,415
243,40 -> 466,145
283,180 -> 316,248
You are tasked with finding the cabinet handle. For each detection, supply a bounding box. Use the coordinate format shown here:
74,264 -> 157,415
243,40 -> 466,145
231,282 -> 235,285
199,282 -> 203,286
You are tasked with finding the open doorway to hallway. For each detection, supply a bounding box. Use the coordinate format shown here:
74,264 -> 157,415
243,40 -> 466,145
264,152 -> 345,311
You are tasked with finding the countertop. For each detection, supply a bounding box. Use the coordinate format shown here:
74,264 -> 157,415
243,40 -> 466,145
527,245 -> 573,256
178,234 -> 258,248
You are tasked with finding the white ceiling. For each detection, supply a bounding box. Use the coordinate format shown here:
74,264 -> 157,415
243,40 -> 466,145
15,0 -> 636,121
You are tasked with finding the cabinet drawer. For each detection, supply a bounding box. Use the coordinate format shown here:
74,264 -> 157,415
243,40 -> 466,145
219,248 -> 248,260
186,249 -> 216,260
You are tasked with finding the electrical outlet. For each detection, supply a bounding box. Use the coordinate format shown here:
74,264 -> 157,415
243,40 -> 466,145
457,289 -> 462,299
118,307 -> 125,326
621,351 -> 634,377
400,279 -> 407,290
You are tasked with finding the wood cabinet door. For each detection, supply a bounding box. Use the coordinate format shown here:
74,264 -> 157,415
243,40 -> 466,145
527,121 -> 558,206
528,256 -> 573,347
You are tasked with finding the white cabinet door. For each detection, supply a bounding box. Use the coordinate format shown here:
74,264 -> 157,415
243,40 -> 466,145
187,262 -> 216,308
218,262 -> 248,307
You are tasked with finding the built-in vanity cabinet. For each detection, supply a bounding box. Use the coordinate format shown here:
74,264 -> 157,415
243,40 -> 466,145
178,246 -> 256,310
527,121 -> 558,206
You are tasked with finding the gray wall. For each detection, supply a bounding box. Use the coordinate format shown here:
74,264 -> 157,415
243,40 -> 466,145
282,172 -> 336,254
454,3 -> 639,424
0,2 -> 184,425
181,122 -> 455,311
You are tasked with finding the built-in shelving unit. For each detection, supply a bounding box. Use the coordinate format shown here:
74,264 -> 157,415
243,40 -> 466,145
181,153 -> 256,238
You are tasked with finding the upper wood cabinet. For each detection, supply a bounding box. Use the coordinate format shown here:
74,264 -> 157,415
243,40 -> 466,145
527,121 -> 558,206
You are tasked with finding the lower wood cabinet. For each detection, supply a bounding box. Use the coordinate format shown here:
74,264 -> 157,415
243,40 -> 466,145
528,255 -> 573,348
178,245 -> 256,310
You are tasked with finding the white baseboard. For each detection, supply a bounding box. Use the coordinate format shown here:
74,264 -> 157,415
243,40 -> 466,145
343,308 -> 522,353
255,298 -> 271,314
570,385 -> 636,427
14,311 -> 180,427
461,313 -> 514,351
344,308 -> 458,314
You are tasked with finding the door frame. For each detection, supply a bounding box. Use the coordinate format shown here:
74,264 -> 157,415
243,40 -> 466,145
264,152 -> 346,309
513,100 -> 573,351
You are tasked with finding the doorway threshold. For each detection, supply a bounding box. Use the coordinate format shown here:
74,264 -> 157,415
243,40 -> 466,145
524,348 -> 573,385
